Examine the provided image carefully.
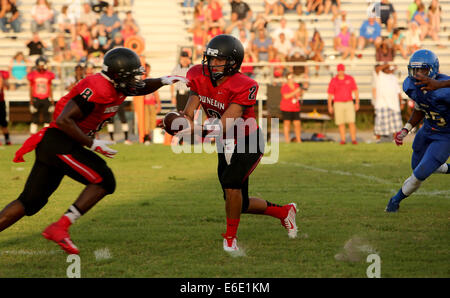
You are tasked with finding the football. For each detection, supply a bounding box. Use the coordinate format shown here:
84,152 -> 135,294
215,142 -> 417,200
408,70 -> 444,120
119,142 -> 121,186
163,111 -> 190,136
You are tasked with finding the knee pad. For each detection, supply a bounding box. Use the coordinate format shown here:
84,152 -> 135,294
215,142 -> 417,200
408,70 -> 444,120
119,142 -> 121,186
97,167 -> 116,194
401,173 -> 422,196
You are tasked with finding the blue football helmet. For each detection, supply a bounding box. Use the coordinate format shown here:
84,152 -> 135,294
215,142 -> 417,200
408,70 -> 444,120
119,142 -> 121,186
408,49 -> 439,79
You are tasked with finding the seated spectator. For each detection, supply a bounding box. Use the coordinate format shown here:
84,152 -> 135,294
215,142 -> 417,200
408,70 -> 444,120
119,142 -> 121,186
77,2 -> 99,30
413,3 -> 444,46
251,12 -> 268,32
324,0 -> 340,15
264,0 -> 279,16
56,5 -> 75,35
51,32 -> 68,63
404,21 -> 421,55
294,20 -> 308,53
229,0 -> 252,22
388,28 -> 408,59
123,10 -> 139,32
271,17 -> 294,45
78,22 -> 93,50
308,30 -> 324,76
306,0 -> 324,15
30,0 -> 54,33
375,37 -> 394,63
99,4 -> 121,38
252,27 -> 273,62
273,32 -> 293,60
407,0 -> 422,22
333,11 -> 356,53
60,49 -> 77,80
374,0 -> 397,33
87,39 -> 105,65
336,23 -> 354,60
427,0 -> 441,34
106,32 -> 124,51
121,19 -> 138,42
357,16 -> 382,50
278,0 -> 303,16
92,23 -> 109,50
206,0 -> 225,29
287,47 -> 309,89
193,1 -> 206,25
8,51 -> 29,90
65,63 -> 86,91
238,28 -> 252,53
26,32 -> 47,61
225,17 -> 249,40
70,35 -> 88,61
269,49 -> 286,79
206,23 -> 223,42
188,20 -> 207,61
241,51 -> 256,78
0,0 -> 21,33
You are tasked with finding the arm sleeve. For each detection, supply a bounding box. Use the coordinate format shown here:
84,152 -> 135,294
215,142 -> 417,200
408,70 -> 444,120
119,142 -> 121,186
186,67 -> 200,94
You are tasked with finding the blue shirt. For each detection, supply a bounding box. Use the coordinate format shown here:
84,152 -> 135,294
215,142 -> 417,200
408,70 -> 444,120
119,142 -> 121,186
403,74 -> 450,134
359,20 -> 381,40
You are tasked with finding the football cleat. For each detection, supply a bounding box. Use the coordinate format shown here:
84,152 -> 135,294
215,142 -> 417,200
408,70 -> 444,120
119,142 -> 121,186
42,217 -> 80,254
281,203 -> 298,239
385,198 -> 400,213
222,234 -> 239,252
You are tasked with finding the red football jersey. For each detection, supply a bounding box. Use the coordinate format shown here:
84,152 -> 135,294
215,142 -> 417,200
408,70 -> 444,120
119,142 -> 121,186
187,64 -> 259,137
51,73 -> 126,136
27,70 -> 55,99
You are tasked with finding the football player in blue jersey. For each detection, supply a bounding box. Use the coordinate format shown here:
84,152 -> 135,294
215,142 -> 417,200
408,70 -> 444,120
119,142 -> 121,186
385,49 -> 450,212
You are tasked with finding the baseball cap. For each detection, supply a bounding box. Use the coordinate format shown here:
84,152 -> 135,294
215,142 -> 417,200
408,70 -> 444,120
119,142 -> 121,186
337,64 -> 345,71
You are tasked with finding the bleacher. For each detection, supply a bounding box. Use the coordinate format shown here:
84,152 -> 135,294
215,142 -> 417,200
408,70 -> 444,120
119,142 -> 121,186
1,0 -> 450,123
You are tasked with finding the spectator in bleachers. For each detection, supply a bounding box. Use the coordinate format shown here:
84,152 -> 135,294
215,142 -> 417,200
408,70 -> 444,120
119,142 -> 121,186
251,12 -> 268,32
405,21 -> 421,55
308,30 -> 324,76
264,0 -> 279,16
30,0 -> 54,33
77,1 -> 99,30
123,10 -> 139,31
229,0 -> 252,22
56,5 -> 75,36
293,20 -> 308,53
59,49 -> 77,82
278,0 -> 303,16
225,15 -> 249,39
193,1 -> 207,24
99,4 -> 121,38
87,39 -> 105,65
238,28 -> 252,52
375,37 -> 394,63
206,0 -> 225,30
336,23 -> 354,60
120,19 -> 138,42
407,0 -> 422,22
413,3 -> 444,47
92,23 -> 109,50
273,32 -> 293,60
287,47 -> 309,89
188,20 -> 206,62
306,0 -> 324,15
427,0 -> 441,35
324,0 -> 340,15
241,50 -> 256,78
65,63 -> 86,91
280,72 -> 302,143
374,0 -> 397,33
26,32 -> 47,61
0,0 -> 21,33
106,32 -> 124,51
269,48 -> 285,78
183,0 -> 195,7
78,22 -> 93,49
252,27 -> 273,62
388,28 -> 408,59
8,51 -> 29,90
70,35 -> 88,61
271,17 -> 294,45
357,15 -> 381,51
206,23 -> 224,42
332,11 -> 356,55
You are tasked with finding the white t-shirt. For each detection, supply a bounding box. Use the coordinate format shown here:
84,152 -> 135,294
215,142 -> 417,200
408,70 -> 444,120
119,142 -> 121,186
374,71 -> 401,111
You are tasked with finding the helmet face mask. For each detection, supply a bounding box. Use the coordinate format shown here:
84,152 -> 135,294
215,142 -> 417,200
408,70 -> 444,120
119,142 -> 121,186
408,49 -> 439,80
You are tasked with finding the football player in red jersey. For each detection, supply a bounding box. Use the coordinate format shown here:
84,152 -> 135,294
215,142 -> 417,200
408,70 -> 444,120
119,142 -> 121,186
0,47 -> 188,254
180,34 -> 298,252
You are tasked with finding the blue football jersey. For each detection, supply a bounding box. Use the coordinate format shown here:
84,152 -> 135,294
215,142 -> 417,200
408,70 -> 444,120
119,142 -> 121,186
403,74 -> 450,134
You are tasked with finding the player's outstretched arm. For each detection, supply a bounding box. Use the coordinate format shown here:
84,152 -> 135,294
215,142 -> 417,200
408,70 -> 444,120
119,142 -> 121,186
414,73 -> 450,91
135,76 -> 189,96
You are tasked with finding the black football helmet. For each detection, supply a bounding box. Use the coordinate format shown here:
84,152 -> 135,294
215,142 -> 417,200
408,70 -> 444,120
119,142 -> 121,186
202,34 -> 244,86
101,47 -> 145,96
35,56 -> 48,72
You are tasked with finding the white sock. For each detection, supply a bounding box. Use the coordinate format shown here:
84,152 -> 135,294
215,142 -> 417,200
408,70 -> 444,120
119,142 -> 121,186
401,173 -> 422,196
64,205 -> 82,224
434,163 -> 449,174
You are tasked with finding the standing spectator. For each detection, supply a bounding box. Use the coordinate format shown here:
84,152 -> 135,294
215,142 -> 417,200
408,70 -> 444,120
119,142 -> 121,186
0,0 -> 21,33
278,0 -> 303,16
280,72 -> 302,143
308,30 -> 324,76
372,63 -> 404,142
375,37 -> 394,63
143,63 -> 161,145
306,0 -> 324,15
229,0 -> 252,21
252,27 -> 273,62
26,32 -> 47,62
324,0 -> 340,15
374,0 -> 397,33
170,51 -> 192,112
389,28 -> 408,59
264,0 -> 279,16
27,56 -> 55,135
357,16 -> 381,50
0,70 -> 11,145
327,64 -> 359,144
99,4 -> 121,39
8,51 -> 29,90
405,21 -> 421,55
30,0 -> 54,33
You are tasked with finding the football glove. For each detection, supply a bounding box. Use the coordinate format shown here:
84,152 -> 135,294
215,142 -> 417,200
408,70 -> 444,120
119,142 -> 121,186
161,75 -> 189,86
29,104 -> 37,114
90,139 -> 117,158
394,128 -> 409,146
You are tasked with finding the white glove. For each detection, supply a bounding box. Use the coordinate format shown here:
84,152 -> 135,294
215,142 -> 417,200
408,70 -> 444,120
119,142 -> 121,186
29,104 -> 37,114
223,139 -> 235,165
48,105 -> 55,113
90,139 -> 118,158
161,75 -> 189,86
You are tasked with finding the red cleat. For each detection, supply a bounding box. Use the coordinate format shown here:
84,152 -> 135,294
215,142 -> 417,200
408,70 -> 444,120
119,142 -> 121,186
281,203 -> 298,239
42,216 -> 80,254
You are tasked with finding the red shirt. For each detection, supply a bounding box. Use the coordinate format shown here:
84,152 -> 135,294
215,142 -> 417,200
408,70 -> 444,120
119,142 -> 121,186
327,74 -> 357,102
51,73 -> 126,136
187,64 -> 258,137
27,70 -> 55,99
280,82 -> 301,112
144,93 -> 157,105
0,70 -> 8,102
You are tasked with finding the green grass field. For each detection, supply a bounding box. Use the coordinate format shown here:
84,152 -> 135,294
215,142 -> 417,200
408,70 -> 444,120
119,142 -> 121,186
0,141 -> 448,278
